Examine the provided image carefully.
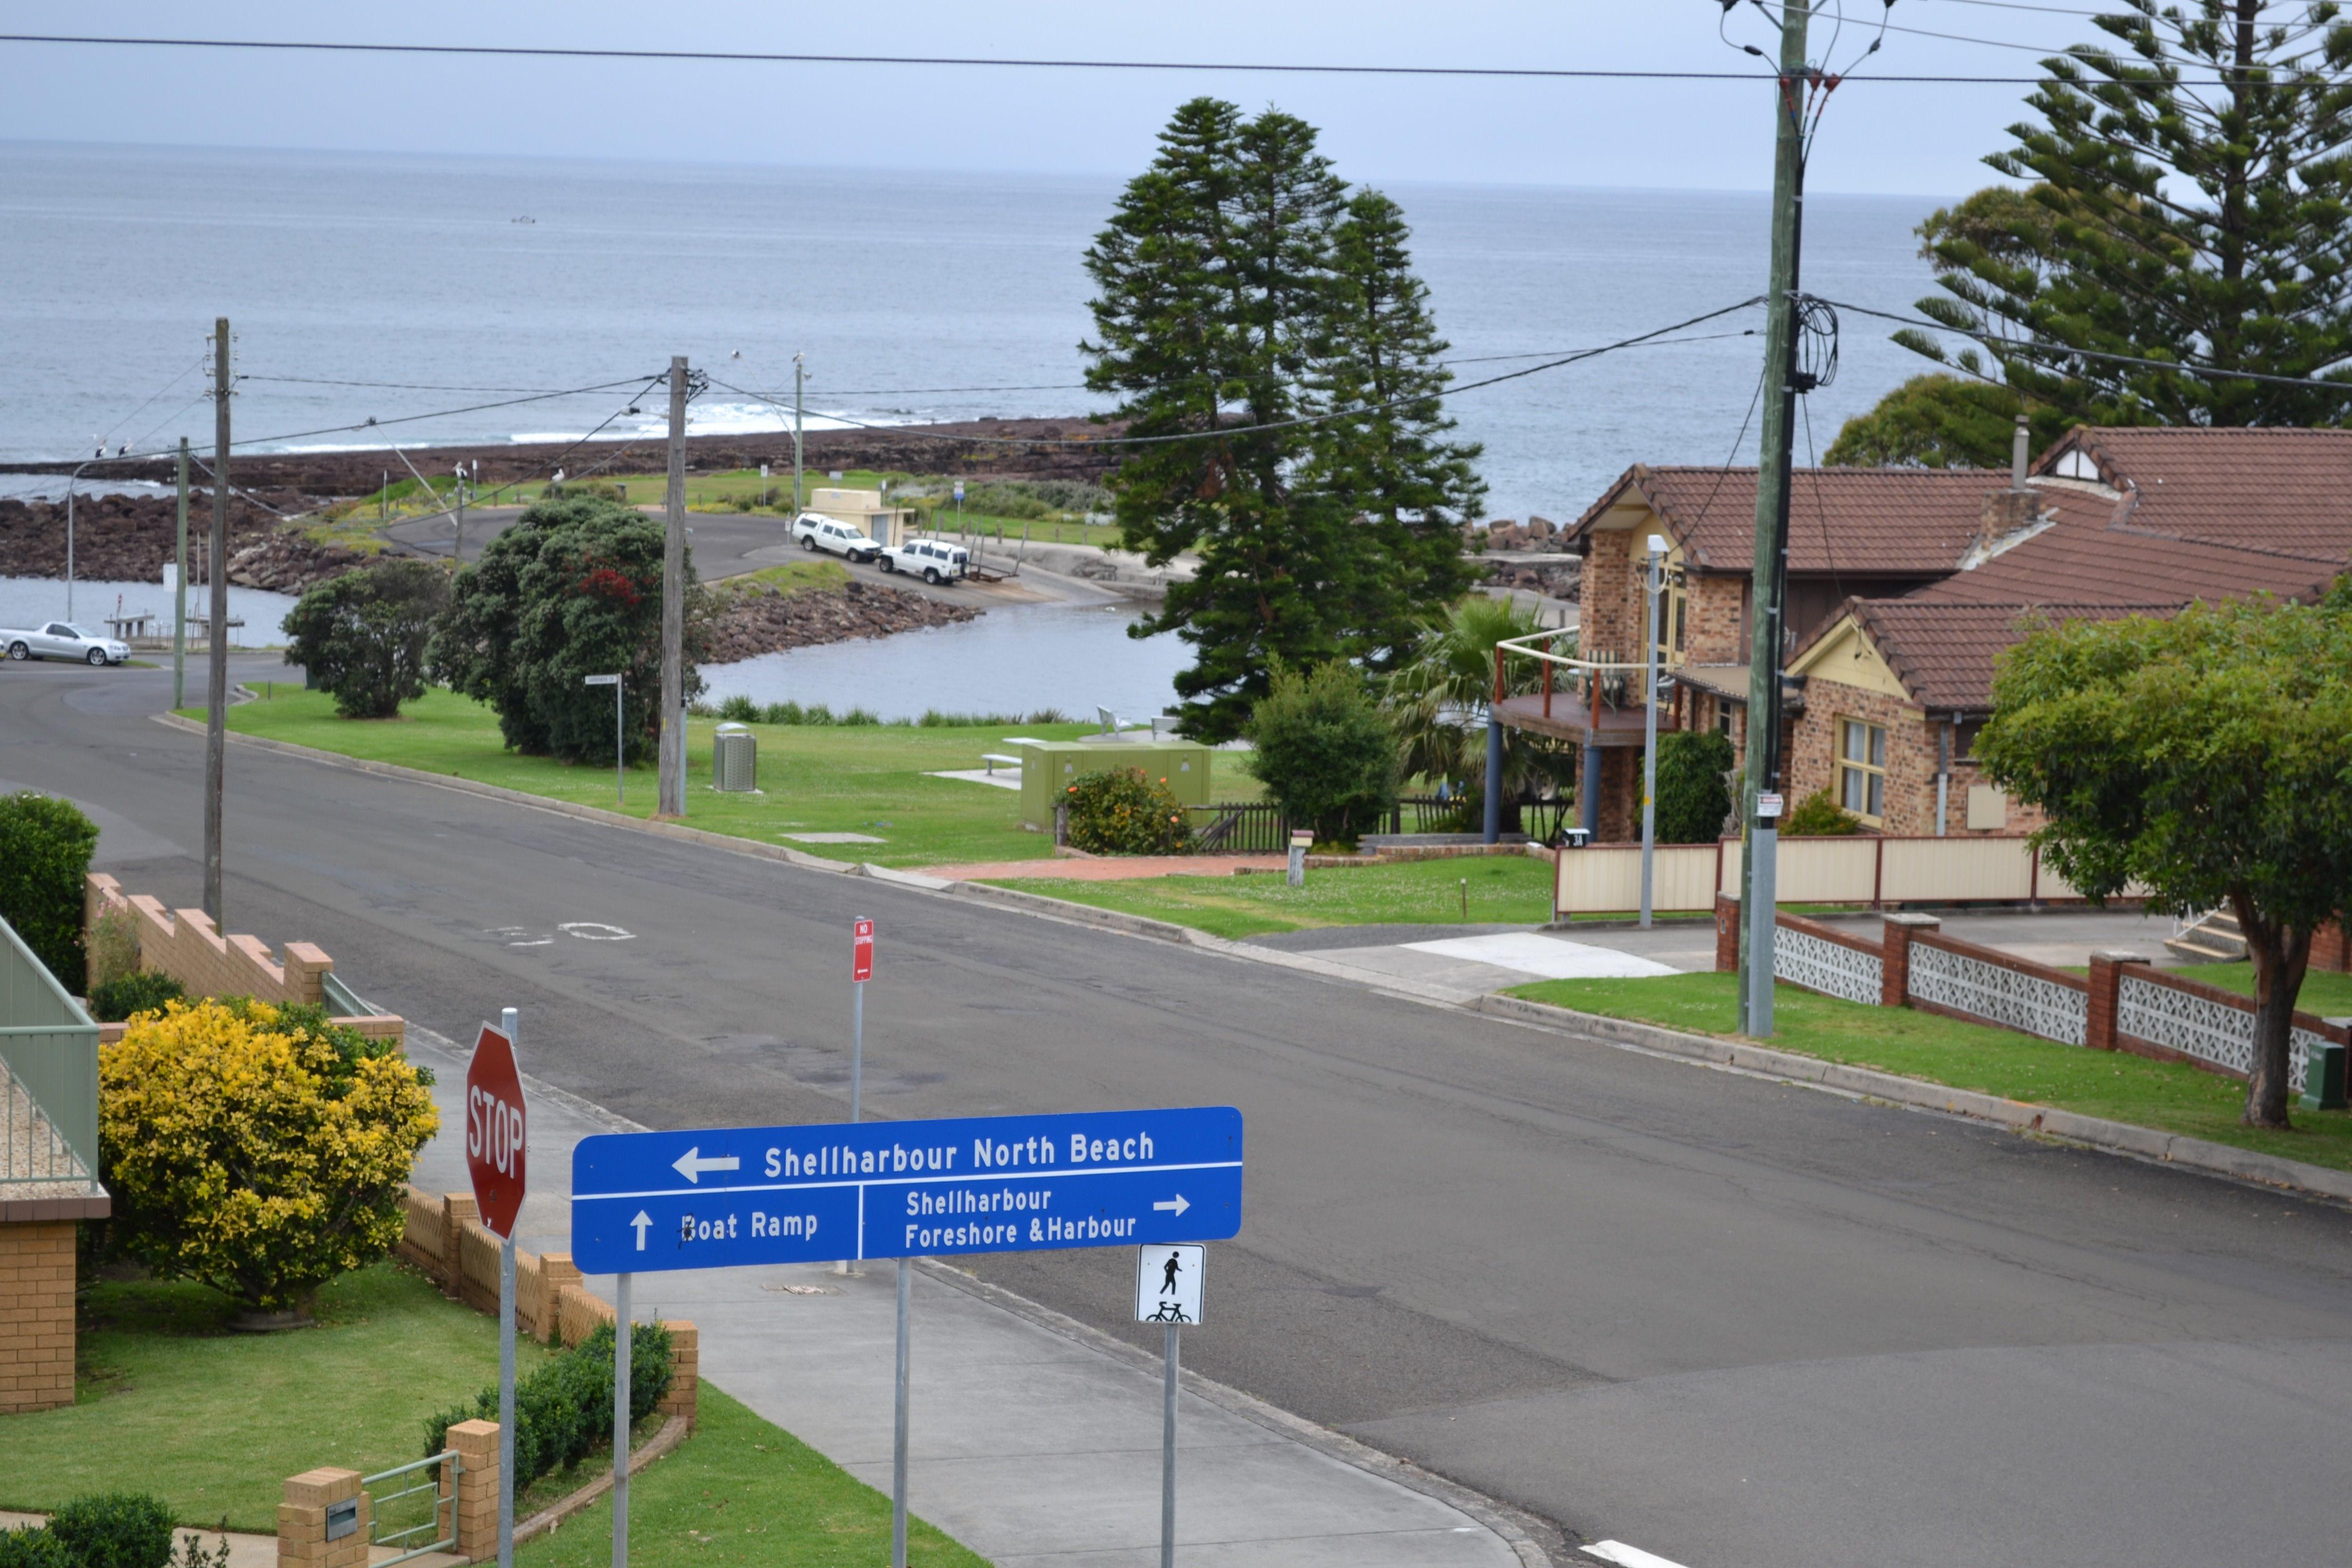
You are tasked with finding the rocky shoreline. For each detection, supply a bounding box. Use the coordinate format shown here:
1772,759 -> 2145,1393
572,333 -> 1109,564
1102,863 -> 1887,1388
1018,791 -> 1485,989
0,495 -> 366,592
701,577 -> 977,664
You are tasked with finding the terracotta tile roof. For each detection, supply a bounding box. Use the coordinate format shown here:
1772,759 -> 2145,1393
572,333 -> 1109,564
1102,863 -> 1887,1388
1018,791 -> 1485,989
1815,598 -> 2178,713
2042,426 -> 2352,559
1904,498 -> 2342,608
1567,464 -> 1993,576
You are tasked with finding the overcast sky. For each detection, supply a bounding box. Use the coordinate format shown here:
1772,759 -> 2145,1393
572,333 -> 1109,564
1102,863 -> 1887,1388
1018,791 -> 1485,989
0,1 -> 2092,195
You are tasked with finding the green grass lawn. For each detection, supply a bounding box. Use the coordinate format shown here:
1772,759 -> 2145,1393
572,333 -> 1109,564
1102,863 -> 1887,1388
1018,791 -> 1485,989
708,559 -> 850,596
210,686 -> 1146,868
1507,971 -> 2352,1172
986,854 -> 1559,939
0,1262 -> 552,1530
517,1387 -> 984,1568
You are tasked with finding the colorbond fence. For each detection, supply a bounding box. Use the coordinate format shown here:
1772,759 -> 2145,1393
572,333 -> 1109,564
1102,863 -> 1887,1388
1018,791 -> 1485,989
0,914 -> 100,1189
1555,835 -> 2098,917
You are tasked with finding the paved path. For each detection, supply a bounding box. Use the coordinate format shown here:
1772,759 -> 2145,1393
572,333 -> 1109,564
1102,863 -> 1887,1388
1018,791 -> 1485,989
402,1028 -> 1516,1568
11,654 -> 2352,1568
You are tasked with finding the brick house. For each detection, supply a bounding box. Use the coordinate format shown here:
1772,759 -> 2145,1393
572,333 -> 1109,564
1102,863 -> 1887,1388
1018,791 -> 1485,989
1538,426 -> 2352,840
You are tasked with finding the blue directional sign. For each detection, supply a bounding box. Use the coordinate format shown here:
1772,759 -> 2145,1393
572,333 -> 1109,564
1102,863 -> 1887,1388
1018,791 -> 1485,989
570,1106 -> 1242,1273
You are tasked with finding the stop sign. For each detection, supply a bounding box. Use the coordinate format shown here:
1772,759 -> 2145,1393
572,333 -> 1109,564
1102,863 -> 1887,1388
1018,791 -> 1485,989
465,1023 -> 527,1239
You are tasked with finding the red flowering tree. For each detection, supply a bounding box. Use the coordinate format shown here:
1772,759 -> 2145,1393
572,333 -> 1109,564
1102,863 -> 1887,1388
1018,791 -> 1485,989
428,496 -> 703,762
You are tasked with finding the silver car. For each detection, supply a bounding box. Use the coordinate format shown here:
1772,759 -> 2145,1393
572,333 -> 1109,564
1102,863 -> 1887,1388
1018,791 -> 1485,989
4,621 -> 132,665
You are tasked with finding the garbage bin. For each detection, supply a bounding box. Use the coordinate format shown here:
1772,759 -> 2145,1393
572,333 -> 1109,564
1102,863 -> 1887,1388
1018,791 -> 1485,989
714,722 -> 756,792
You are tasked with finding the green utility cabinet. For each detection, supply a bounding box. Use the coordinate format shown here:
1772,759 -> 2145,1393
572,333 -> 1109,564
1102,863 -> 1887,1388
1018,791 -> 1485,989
1018,740 -> 1215,830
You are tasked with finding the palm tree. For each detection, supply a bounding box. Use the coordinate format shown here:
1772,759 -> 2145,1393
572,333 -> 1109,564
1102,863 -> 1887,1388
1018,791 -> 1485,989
1384,596 -> 1577,826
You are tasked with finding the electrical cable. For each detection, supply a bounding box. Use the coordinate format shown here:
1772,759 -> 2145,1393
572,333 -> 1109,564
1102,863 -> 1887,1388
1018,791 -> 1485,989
95,355 -> 207,451
710,299 -> 1769,450
5,29 -> 2328,86
1819,295 -> 2352,392
238,374 -> 615,394
223,375 -> 659,452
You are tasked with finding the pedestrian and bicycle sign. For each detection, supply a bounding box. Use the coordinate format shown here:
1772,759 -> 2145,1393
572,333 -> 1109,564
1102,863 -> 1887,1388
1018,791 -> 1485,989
568,1106 -> 1242,1273
1137,1243 -> 1204,1325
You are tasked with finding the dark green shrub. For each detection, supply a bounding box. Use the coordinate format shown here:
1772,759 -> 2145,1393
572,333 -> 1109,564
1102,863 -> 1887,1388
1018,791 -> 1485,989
717,694 -> 759,722
1783,787 -> 1864,837
47,1494 -> 174,1568
427,497 -> 703,764
1065,769 -> 1193,855
86,970 -> 187,1023
0,1528 -> 69,1568
1245,660 -> 1398,847
0,792 -> 100,993
283,560 -> 451,719
425,1321 -> 673,1490
1651,729 -> 1737,844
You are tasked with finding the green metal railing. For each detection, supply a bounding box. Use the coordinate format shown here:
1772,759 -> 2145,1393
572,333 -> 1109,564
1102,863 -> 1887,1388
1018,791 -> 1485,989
321,970 -> 375,1018
0,914 -> 100,1191
362,1451 -> 461,1566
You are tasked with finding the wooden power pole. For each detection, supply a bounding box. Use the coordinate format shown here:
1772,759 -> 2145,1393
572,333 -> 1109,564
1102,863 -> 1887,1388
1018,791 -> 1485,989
658,356 -> 688,816
205,318 -> 231,924
1738,1 -> 1810,1038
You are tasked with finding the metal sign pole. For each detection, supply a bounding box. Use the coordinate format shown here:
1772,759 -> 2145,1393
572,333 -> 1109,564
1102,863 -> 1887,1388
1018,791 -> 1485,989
497,1005 -> 519,1568
613,1270 -> 632,1568
851,981 -> 865,1123
1161,1324 -> 1179,1568
892,1257 -> 911,1568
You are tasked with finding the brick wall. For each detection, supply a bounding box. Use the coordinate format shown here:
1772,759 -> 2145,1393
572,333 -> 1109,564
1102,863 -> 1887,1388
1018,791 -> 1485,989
0,1220 -> 76,1412
277,1468 -> 370,1568
84,873 -> 402,1042
1579,529 -> 1638,659
1787,683 -> 1939,836
1684,575 -> 1747,665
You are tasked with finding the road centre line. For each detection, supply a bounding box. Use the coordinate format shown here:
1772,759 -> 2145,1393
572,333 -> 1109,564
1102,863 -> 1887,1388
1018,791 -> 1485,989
575,1158 -> 1244,1204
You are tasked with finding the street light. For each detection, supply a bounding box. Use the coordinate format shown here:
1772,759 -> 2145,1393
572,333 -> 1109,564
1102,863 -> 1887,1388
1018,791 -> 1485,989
1639,533 -> 1669,929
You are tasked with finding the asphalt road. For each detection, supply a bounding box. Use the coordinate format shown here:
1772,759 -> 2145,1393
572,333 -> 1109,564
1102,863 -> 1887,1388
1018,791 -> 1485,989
11,654 -> 2352,1568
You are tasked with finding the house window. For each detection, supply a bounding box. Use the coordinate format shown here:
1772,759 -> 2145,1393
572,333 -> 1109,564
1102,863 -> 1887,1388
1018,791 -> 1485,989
1652,568 -> 1687,666
1837,717 -> 1886,822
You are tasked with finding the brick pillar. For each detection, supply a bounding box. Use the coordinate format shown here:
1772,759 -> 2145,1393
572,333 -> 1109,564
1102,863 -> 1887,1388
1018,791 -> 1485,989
0,1220 -> 79,1413
659,1320 -> 699,1428
540,1254 -> 583,1345
442,1194 -> 478,1293
278,1468 -> 370,1568
1880,914 -> 1940,1008
443,1420 -> 500,1562
1714,895 -> 1741,973
2085,950 -> 2148,1052
282,943 -> 332,1007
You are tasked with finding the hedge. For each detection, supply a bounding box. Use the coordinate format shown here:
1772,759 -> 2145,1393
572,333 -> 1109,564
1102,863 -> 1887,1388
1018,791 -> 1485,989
0,791 -> 100,993
425,1321 -> 673,1491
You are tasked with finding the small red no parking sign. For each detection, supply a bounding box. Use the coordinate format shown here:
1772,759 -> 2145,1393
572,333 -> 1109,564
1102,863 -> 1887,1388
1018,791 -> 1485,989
465,1022 -> 527,1238
853,918 -> 874,983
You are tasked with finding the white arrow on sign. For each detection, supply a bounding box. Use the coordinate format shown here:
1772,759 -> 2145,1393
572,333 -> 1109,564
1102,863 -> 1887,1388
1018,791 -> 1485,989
672,1147 -> 742,1184
630,1211 -> 652,1251
1153,1194 -> 1190,1217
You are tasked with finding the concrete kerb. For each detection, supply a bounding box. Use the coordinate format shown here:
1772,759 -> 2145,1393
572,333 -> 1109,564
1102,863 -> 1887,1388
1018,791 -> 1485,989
178,714 -> 2352,1207
1474,992 -> 2352,1206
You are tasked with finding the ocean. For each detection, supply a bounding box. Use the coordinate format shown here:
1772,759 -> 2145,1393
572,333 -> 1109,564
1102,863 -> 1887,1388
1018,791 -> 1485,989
0,141 -> 1946,523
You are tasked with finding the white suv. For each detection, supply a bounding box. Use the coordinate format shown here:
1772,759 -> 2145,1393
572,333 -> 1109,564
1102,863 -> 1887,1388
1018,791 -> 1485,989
792,513 -> 881,563
879,537 -> 969,584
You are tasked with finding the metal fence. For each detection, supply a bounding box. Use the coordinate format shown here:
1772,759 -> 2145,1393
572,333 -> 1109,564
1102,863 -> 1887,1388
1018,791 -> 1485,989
363,1451 -> 461,1567
1187,795 -> 1569,853
0,914 -> 100,1194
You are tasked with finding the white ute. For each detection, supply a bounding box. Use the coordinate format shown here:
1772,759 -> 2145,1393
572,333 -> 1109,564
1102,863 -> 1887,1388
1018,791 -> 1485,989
3,620 -> 131,666
879,536 -> 969,584
791,512 -> 881,564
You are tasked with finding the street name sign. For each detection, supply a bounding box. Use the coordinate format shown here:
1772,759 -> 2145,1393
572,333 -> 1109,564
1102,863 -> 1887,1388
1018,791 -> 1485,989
465,1023 -> 527,1239
569,1106 -> 1241,1273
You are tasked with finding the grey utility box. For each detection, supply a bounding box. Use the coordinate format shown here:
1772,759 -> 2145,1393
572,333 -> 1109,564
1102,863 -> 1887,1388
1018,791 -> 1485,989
713,722 -> 757,792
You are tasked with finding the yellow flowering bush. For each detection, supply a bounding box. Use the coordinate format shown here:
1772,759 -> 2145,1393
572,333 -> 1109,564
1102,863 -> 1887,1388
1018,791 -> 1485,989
99,997 -> 439,1314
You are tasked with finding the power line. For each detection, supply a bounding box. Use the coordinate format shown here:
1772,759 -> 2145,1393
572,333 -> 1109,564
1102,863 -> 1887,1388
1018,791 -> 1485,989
707,299 -> 1768,450
226,375 -> 659,452
1821,296 -> 2352,392
0,29 -> 2276,85
238,374 -> 618,394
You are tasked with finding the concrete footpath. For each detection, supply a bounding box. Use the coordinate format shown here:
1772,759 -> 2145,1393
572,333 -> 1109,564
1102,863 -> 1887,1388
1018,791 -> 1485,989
403,1027 -> 1527,1568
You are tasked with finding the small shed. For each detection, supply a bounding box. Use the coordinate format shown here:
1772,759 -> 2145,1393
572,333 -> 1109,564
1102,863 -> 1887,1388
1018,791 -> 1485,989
808,487 -> 915,550
1018,740 -> 1216,831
